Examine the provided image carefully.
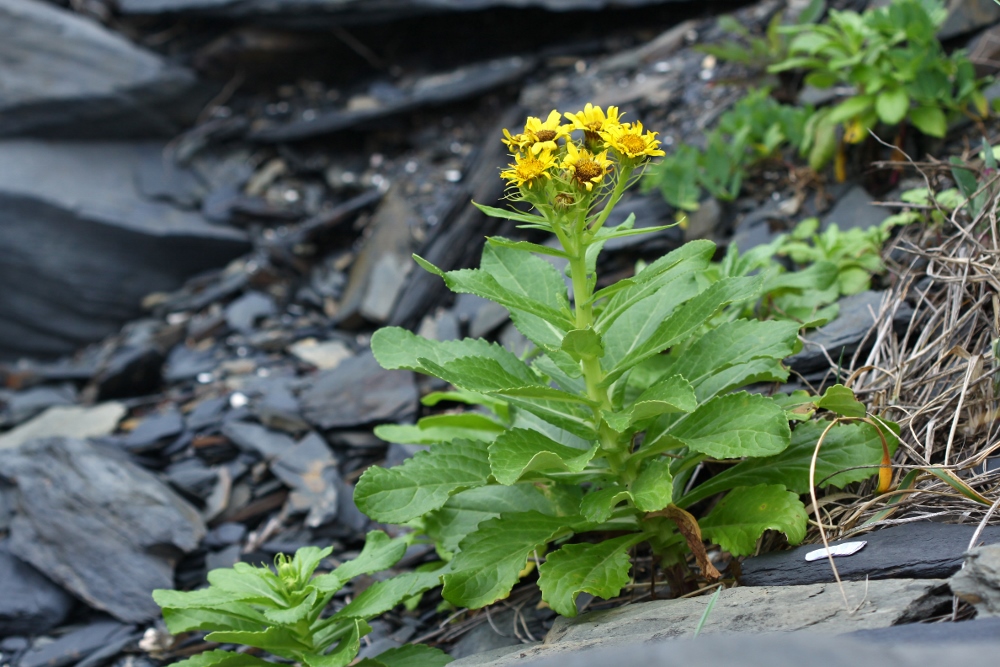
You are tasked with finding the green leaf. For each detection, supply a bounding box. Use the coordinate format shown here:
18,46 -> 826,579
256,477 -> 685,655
357,644 -> 454,667
649,392 -> 790,459
537,534 -> 643,617
160,605 -> 264,634
205,627 -> 312,653
630,458 -> 673,512
480,242 -> 570,312
207,566 -> 285,606
579,488 -> 634,523
909,105 -> 947,138
425,484 -> 564,553
289,546 -> 333,583
333,570 -> 442,620
827,95 -> 874,124
500,393 -> 598,440
604,374 -> 697,433
815,384 -> 866,417
263,589 -> 317,625
561,328 -> 604,360
418,355 -> 540,394
153,586 -> 243,610
486,236 -> 570,259
602,276 -> 763,386
489,428 -> 599,485
168,651 -> 275,667
473,202 -> 550,225
301,619 -> 368,667
372,328 -> 530,381
354,440 -> 490,523
374,413 -> 505,445
700,484 -> 808,556
442,512 -> 577,608
333,531 -> 408,582
679,419 -> 899,507
875,88 -> 909,125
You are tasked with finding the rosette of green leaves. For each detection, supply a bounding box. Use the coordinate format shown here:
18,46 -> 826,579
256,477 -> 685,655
152,531 -> 449,667
356,220 -> 896,617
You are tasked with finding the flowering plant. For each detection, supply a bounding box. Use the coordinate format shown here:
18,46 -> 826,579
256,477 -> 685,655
358,105 -> 896,614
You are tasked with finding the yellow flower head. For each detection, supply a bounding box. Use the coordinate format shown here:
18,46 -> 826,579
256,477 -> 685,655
601,121 -> 665,160
561,142 -> 613,192
564,104 -> 623,142
523,110 -> 571,154
500,149 -> 557,189
502,128 -> 531,154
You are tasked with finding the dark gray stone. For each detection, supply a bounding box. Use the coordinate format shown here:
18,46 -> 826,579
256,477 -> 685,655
300,351 -> 417,429
940,0 -> 1000,39
0,385 -> 75,427
203,522 -> 247,549
0,438 -> 205,622
846,616 -> 1000,643
222,420 -> 297,459
0,540 -> 74,637
0,141 -> 249,359
0,0 -> 201,138
271,432 -> 340,527
186,396 -> 229,431
821,185 -> 890,233
164,457 -> 219,500
950,543 -> 1000,617
163,344 -> 222,382
785,290 -> 914,375
123,408 -> 184,451
740,522 -> 1000,587
19,620 -> 133,667
225,291 -> 277,335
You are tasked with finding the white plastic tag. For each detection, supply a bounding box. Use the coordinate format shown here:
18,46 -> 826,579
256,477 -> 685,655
804,541 -> 867,562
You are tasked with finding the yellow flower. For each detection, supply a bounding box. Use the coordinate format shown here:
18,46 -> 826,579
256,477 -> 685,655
523,110 -> 571,154
502,128 -> 531,154
601,121 -> 665,160
561,143 -> 613,191
564,103 -> 623,143
500,149 -> 557,188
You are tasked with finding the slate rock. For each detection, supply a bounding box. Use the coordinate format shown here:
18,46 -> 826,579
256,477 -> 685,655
821,185 -> 890,233
300,351 -> 417,429
846,616 -> 1000,643
225,291 -> 277,335
0,384 -> 76,427
271,432 -> 340,527
288,338 -> 353,370
0,141 -> 249,359
222,420 -> 297,459
950,543 -> 1000,617
450,578 -> 949,667
0,0 -> 201,138
18,620 -> 134,667
203,522 -> 247,549
164,457 -> 219,501
939,0 -> 1000,40
740,522 -> 1000,587
0,402 -> 126,450
185,396 -> 229,431
0,539 -> 75,637
123,408 -> 184,452
0,438 -> 205,622
785,290 -> 914,375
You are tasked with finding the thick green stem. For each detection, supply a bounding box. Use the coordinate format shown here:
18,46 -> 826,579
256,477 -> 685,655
589,164 -> 634,236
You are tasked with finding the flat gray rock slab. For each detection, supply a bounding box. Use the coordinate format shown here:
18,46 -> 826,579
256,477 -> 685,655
0,402 -> 125,449
0,437 -> 205,622
0,0 -> 198,137
951,544 -> 1000,617
740,522 -> 1000,586
450,578 -> 947,667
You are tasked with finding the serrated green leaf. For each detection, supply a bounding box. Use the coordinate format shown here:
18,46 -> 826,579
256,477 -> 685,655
481,242 -> 569,311
501,394 -> 598,440
537,534 -> 643,617
168,650 -> 275,667
301,619 -> 368,667
371,327 -> 534,381
207,566 -> 285,606
354,440 -> 490,523
489,428 -> 598,485
602,276 -> 764,387
374,413 -> 505,445
205,627 -> 312,653
630,458 -> 673,512
425,484 -> 562,553
815,384 -> 866,417
604,374 -> 697,433
561,328 -> 604,360
356,644 -> 454,667
263,589 -> 317,625
291,546 -> 333,583
161,604 -> 264,634
332,531 -> 408,583
679,420 -> 899,507
486,236 -> 569,259
700,484 -> 808,556
442,512 -> 577,608
579,488 -> 633,523
153,586 -> 243,610
418,355 -> 540,394
650,392 -> 790,459
333,570 -> 442,620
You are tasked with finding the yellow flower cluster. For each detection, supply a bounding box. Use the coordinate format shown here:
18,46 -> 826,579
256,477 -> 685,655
500,104 -> 665,193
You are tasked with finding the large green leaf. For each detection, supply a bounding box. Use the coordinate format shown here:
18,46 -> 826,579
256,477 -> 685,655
374,413 -> 505,445
815,384 -> 866,418
630,457 -> 673,512
649,392 -> 790,459
875,87 -> 909,125
207,566 -> 285,606
354,440 -> 490,523
418,355 -> 540,393
489,428 -> 598,484
537,534 -> 643,617
425,484 -> 563,553
160,605 -> 264,634
678,419 -> 899,507
480,242 -> 569,311
332,570 -> 442,620
371,328 -> 529,381
579,487 -> 634,523
602,276 -> 764,386
331,531 -> 408,582
263,589 -> 317,625
604,374 -> 696,433
501,393 -> 598,440
153,586 -> 244,610
357,644 -> 454,667
170,651 -> 275,667
205,627 -> 312,653
700,484 -> 808,556
301,619 -> 368,667
591,239 -> 715,313
442,512 -> 577,608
